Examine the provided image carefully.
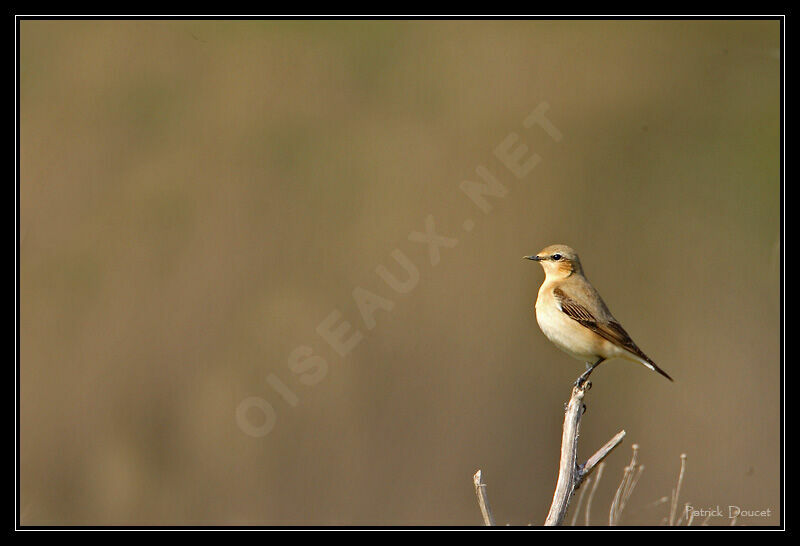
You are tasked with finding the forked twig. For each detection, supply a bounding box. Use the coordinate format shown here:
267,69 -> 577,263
544,383 -> 626,526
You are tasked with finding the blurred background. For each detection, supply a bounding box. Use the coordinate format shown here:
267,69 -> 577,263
19,20 -> 780,526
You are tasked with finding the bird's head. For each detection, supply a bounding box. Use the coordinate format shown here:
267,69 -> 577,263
524,244 -> 583,279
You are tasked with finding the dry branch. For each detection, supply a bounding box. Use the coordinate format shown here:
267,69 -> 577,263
544,383 -> 626,526
471,379 -> 628,526
472,470 -> 495,526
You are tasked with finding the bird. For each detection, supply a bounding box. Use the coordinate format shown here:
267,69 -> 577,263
524,244 -> 672,386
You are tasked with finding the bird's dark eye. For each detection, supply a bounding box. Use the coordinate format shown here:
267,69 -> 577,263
552,254 -> 562,261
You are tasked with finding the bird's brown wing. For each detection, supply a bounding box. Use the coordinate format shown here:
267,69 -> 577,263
553,287 -> 673,381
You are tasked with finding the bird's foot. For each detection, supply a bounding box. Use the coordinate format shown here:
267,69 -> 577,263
574,373 -> 593,390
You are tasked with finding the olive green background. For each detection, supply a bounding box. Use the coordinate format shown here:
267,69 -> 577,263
20,20 -> 781,525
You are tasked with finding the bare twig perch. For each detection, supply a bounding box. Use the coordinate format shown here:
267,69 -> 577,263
472,470 -> 495,526
544,383 -> 626,526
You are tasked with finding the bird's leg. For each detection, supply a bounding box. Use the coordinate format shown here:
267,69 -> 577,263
575,358 -> 605,388
574,366 -> 592,388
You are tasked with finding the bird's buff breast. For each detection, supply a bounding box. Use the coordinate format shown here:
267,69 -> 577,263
535,288 -> 603,362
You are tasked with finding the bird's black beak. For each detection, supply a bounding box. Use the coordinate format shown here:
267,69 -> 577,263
524,255 -> 542,261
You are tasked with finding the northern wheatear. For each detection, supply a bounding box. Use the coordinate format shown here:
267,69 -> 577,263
525,244 -> 672,385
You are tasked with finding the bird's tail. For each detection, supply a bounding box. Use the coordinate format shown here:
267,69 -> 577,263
638,356 -> 674,382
